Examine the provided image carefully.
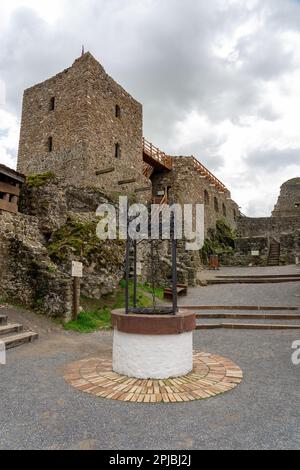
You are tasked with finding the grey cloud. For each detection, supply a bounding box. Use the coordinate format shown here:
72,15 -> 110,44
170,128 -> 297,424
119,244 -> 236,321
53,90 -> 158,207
245,147 -> 300,171
1,0 -> 300,195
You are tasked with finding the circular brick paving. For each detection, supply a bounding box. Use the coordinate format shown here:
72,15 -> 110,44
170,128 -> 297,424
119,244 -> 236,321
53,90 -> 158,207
64,352 -> 243,403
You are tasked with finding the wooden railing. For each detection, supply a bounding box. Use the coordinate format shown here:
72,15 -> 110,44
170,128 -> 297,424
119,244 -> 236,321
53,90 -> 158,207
143,163 -> 154,179
190,157 -> 228,193
143,138 -> 173,170
152,192 -> 168,206
143,137 -> 228,193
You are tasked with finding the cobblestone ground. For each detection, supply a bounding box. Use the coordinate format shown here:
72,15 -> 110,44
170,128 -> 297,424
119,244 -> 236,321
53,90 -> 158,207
0,266 -> 299,450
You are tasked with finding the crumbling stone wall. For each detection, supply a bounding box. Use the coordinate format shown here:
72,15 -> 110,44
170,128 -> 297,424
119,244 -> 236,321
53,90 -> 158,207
272,178 -> 300,217
0,211 -> 72,319
237,216 -> 300,239
230,179 -> 300,266
21,178 -> 126,299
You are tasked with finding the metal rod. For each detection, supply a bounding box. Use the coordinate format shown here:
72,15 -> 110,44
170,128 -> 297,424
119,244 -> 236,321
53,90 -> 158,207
72,277 -> 80,321
133,240 -> 137,308
125,212 -> 130,315
171,208 -> 178,315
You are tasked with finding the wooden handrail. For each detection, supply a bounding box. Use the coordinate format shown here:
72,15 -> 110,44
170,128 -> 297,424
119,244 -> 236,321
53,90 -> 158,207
143,138 -> 173,170
143,137 -> 229,193
190,157 -> 228,193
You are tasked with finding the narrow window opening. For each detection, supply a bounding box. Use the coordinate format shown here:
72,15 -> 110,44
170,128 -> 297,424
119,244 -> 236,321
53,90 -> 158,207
48,137 -> 53,153
50,97 -> 55,111
115,105 -> 121,118
204,190 -> 210,205
222,203 -> 227,217
214,197 -> 219,212
115,143 -> 121,159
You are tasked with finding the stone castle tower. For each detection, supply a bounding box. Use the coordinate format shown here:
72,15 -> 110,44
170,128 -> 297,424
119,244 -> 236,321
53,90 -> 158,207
272,178 -> 300,217
16,51 -> 240,234
17,52 -> 148,194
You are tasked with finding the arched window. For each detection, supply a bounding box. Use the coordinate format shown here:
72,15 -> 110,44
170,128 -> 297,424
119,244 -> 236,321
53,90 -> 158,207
222,203 -> 227,217
48,136 -> 53,153
204,189 -> 210,205
115,143 -> 121,159
233,209 -> 237,221
115,105 -> 121,118
214,197 -> 219,212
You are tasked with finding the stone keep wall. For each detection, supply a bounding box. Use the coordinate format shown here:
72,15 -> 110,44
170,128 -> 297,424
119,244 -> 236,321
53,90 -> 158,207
151,156 -> 239,235
272,178 -> 300,217
17,52 -> 149,196
0,211 -> 72,319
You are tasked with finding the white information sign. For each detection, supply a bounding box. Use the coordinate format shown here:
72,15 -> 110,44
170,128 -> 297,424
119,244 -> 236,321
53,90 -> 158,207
72,261 -> 83,278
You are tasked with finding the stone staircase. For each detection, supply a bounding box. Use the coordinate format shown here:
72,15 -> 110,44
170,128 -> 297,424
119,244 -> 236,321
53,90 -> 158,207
206,273 -> 300,285
180,306 -> 300,330
267,240 -> 281,266
0,314 -> 38,349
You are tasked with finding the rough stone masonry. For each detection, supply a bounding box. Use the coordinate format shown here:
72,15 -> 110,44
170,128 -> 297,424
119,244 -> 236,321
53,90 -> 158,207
4,51 -> 291,317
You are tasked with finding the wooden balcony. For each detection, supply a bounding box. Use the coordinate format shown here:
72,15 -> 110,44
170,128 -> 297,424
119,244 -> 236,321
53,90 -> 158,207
0,164 -> 25,214
143,138 -> 173,172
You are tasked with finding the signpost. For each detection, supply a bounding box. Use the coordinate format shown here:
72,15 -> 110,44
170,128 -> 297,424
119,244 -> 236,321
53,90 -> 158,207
71,261 -> 83,321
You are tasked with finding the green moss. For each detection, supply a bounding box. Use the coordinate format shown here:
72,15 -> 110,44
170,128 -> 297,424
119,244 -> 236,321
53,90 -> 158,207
201,218 -> 236,263
47,218 -> 124,263
26,172 -> 56,189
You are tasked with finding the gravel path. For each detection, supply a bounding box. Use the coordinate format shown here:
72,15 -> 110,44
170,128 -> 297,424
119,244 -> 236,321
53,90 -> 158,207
0,268 -> 299,450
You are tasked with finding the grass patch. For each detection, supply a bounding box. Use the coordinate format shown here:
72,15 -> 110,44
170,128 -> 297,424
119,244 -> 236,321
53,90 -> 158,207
137,283 -> 164,300
64,282 -> 158,333
64,308 -> 111,333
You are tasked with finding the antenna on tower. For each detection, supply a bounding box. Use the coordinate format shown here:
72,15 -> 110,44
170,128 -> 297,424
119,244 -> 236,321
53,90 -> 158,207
81,45 -> 85,56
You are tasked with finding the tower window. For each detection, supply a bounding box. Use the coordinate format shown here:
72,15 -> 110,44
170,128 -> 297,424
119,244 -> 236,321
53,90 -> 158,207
115,105 -> 121,118
115,143 -> 121,159
50,97 -> 55,111
48,137 -> 53,152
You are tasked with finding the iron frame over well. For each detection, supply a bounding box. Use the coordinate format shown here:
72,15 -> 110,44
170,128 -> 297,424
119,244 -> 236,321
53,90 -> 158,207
124,203 -> 178,315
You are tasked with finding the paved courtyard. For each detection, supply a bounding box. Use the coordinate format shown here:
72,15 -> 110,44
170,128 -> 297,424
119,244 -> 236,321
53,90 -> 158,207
0,266 -> 299,450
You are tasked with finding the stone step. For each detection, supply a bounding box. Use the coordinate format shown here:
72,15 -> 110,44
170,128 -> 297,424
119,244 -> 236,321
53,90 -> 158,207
0,315 -> 8,326
1,331 -> 39,350
180,305 -> 299,311
216,274 -> 300,279
0,324 -> 23,336
207,278 -> 300,285
196,321 -> 300,330
196,313 -> 300,320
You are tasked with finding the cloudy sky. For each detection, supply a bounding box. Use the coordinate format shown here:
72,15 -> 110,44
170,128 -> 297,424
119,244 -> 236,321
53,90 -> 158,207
1,0 -> 300,216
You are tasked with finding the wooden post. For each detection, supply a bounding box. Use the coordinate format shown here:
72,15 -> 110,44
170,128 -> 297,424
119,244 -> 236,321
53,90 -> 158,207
72,277 -> 80,321
71,261 -> 83,321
